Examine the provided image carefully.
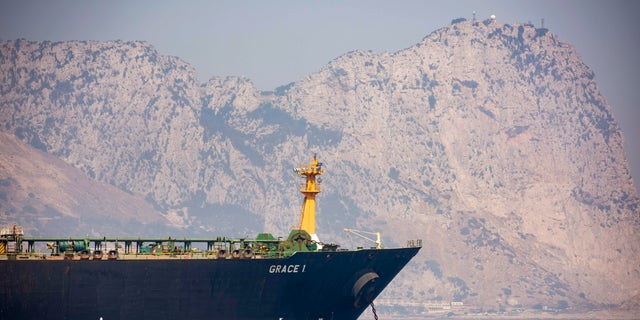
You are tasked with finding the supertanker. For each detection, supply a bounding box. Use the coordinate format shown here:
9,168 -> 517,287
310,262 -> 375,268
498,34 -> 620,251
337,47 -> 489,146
0,156 -> 421,320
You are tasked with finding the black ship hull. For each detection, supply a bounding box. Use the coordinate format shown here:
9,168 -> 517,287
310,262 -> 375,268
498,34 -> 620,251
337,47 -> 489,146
0,247 -> 419,320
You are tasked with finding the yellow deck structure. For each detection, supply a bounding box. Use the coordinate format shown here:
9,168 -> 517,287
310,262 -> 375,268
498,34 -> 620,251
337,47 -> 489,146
295,155 -> 324,237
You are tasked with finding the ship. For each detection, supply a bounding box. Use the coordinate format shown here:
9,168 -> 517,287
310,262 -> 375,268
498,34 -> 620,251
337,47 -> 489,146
0,156 -> 421,320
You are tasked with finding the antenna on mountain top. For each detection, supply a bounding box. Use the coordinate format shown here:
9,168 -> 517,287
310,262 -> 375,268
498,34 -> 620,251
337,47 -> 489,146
541,18 -> 545,28
472,11 -> 476,20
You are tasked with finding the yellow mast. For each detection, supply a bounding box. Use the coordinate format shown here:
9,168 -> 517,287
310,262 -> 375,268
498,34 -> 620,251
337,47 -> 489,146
294,155 -> 324,236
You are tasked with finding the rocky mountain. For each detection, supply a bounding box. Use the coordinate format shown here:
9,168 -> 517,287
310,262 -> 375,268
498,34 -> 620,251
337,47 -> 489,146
1,18 -> 638,314
0,132 -> 172,237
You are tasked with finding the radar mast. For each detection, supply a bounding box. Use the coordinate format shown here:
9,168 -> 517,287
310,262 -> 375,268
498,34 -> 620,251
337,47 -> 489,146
294,155 -> 324,242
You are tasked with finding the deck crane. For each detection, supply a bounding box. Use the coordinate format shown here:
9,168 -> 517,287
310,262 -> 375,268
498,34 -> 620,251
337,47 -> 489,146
343,228 -> 381,249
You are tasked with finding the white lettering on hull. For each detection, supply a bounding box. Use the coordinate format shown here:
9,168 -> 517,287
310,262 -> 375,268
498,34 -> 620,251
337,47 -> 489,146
268,264 -> 306,273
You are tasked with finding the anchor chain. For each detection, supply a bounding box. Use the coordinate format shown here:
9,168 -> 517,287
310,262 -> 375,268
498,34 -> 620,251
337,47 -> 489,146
370,301 -> 379,320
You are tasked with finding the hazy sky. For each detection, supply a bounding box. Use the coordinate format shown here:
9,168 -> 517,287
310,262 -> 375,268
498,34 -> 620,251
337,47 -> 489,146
1,0 -> 639,190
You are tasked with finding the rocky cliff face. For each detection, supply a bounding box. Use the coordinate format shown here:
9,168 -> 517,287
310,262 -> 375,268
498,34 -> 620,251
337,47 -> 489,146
0,132 -> 171,237
1,19 -> 638,312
